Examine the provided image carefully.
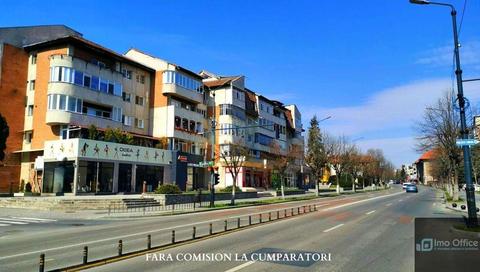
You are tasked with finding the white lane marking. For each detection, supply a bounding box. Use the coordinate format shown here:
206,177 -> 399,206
0,220 -> 29,225
386,203 -> 392,207
322,192 -> 404,212
398,199 -> 403,202
366,210 -> 376,215
225,261 -> 256,272
0,217 -> 50,223
323,223 -> 345,233
0,223 -> 11,227
10,217 -> 57,222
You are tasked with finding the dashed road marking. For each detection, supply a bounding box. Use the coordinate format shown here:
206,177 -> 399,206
225,261 -> 256,272
323,223 -> 345,233
366,210 -> 376,215
386,203 -> 392,207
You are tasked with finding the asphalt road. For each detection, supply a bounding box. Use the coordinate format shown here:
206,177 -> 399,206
0,186 -> 454,271
85,186 -> 456,272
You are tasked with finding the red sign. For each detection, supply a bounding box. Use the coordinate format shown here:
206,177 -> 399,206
178,155 -> 188,162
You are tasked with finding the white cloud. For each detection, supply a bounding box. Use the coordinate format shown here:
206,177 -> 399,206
416,41 -> 480,68
302,78 -> 480,167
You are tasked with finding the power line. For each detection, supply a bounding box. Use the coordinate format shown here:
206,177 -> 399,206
458,0 -> 468,37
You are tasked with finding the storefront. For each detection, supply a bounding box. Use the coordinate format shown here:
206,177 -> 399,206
40,138 -> 173,195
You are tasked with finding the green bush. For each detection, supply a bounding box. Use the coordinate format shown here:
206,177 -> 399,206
155,184 -> 182,194
271,173 -> 281,190
219,186 -> 242,193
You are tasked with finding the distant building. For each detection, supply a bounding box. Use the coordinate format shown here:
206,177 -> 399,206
415,150 -> 437,185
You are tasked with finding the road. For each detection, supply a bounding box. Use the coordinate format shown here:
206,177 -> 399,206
0,186 -> 454,271
85,186 -> 455,272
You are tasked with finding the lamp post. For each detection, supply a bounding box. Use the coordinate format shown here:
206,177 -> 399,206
209,91 -> 216,208
410,0 -> 478,227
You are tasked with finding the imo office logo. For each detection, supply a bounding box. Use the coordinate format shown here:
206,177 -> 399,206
416,238 -> 434,252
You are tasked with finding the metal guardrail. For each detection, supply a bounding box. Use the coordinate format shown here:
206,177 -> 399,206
107,200 -> 211,215
39,203 -> 321,272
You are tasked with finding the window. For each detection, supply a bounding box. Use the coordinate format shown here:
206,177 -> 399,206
196,122 -> 203,133
58,95 -> 67,110
122,92 -> 131,102
108,82 -> 114,95
114,83 -> 122,96
182,118 -> 188,130
162,71 -> 203,94
31,54 -> 37,65
189,120 -> 195,132
122,69 -> 132,79
30,80 -> 35,91
136,74 -> 140,83
255,133 -> 273,146
175,116 -> 181,128
219,104 -> 246,120
140,75 -> 145,84
74,70 -> 83,85
76,99 -> 82,113
24,131 -> 33,143
91,76 -> 99,90
60,126 -> 69,139
135,118 -> 144,129
27,105 -> 34,116
68,97 -> 77,112
123,116 -> 133,126
112,107 -> 122,122
135,96 -> 144,106
100,79 -> 108,93
83,74 -> 91,88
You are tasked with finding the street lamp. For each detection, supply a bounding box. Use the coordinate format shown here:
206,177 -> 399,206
410,0 -> 478,227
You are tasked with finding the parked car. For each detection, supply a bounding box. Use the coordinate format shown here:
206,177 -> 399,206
405,184 -> 418,193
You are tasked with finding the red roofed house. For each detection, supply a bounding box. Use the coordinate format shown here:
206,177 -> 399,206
415,150 -> 437,185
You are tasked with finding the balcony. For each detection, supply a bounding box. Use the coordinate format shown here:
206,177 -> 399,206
46,110 -> 122,128
163,83 -> 203,104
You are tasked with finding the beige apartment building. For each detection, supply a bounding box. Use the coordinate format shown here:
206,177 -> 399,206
0,25 -> 305,195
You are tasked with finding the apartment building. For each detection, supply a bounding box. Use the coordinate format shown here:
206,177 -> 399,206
201,71 -> 305,190
123,49 -> 210,191
0,25 -> 175,195
0,25 -> 305,194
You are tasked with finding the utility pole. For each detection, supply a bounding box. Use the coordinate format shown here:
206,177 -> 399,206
209,91 -> 216,208
410,0 -> 478,226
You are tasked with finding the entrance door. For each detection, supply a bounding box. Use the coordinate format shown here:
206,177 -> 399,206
118,164 -> 132,193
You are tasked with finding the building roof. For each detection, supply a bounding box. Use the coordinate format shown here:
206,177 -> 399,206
0,25 -> 82,47
23,35 -> 155,72
418,150 -> 437,161
203,76 -> 242,88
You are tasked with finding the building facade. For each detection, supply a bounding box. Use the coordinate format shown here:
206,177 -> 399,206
201,71 -> 305,190
0,25 -> 305,195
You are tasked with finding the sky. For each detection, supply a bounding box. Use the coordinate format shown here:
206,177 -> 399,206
1,0 -> 480,167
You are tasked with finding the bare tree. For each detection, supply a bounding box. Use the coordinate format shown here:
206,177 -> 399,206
271,142 -> 303,199
325,135 -> 351,194
219,143 -> 249,205
415,91 -> 461,201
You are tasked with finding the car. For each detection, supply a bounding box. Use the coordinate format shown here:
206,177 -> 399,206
402,182 -> 411,189
405,184 -> 418,193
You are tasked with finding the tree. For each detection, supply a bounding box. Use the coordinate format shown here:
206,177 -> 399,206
305,116 -> 328,196
88,124 -> 99,140
219,143 -> 249,205
104,127 -> 134,144
270,142 -> 303,199
325,135 -> 351,194
415,91 -> 461,201
0,114 -> 9,161
346,145 -> 362,192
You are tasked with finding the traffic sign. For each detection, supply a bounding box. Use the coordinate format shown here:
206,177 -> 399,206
456,139 -> 479,146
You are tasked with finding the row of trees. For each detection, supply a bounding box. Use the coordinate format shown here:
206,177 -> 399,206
414,91 -> 480,201
305,116 -> 395,194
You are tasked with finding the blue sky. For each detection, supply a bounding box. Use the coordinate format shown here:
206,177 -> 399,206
2,0 -> 480,167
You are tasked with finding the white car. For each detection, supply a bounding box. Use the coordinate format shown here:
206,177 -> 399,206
402,182 -> 411,190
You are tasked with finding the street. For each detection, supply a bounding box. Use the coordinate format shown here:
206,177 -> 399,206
85,186 -> 453,272
0,186 -> 457,272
